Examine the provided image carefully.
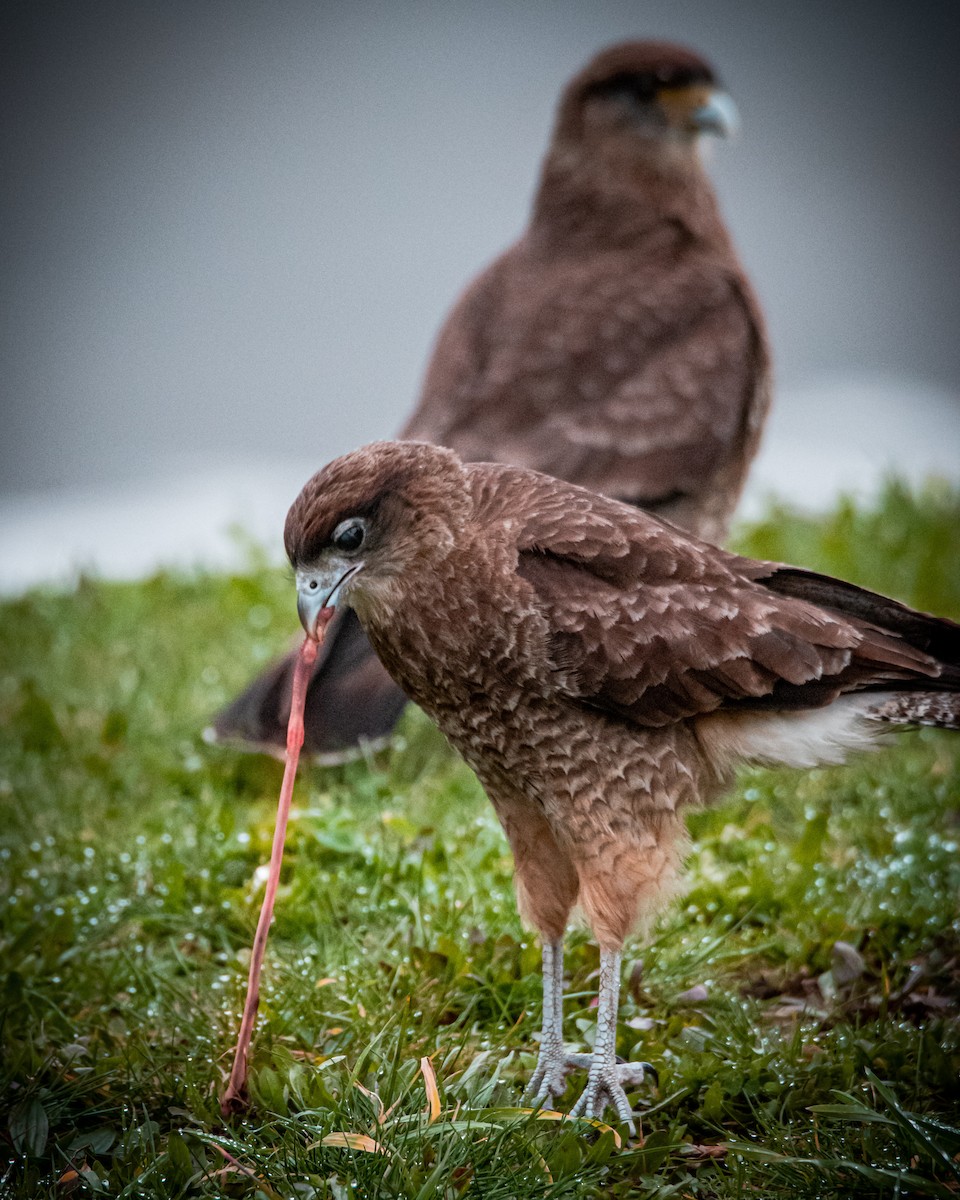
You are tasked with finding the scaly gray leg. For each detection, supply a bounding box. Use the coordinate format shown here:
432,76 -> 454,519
524,938 -> 575,1106
568,948 -> 653,1135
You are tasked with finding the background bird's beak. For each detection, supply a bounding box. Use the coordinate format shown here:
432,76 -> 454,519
689,89 -> 739,138
657,84 -> 740,139
296,563 -> 360,637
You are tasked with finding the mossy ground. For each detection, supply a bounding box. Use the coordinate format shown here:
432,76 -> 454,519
1,481 -> 959,1198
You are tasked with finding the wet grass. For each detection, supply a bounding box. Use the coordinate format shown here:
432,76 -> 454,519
1,480 -> 959,1198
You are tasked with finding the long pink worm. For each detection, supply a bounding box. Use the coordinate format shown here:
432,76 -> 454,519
221,612 -> 333,1116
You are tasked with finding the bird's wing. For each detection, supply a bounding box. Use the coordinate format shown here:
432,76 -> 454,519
467,464 -> 946,726
212,608 -> 407,760
404,241 -> 767,513
509,262 -> 767,510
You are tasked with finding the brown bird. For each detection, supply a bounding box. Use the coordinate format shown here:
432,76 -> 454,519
287,440 -> 959,1130
215,39 -> 770,761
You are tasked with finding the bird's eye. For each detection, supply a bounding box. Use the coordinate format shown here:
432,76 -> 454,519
332,518 -> 366,553
630,77 -> 658,103
587,72 -> 657,110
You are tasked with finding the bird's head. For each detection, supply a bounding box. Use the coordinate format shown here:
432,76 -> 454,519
285,440 -> 468,638
555,40 -> 737,155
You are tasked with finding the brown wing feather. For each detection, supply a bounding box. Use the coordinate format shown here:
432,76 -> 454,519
755,567 -> 960,668
466,463 -> 951,727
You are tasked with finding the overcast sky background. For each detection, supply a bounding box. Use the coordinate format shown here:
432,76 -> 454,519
1,1 -> 959,584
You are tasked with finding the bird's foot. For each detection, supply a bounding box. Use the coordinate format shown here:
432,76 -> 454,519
524,1045 -> 593,1107
568,1058 -> 655,1135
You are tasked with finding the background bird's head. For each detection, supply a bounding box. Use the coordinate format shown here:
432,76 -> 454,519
554,40 -> 737,161
285,441 -> 468,635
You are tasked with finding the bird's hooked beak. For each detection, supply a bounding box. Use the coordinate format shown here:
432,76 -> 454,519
689,88 -> 739,138
296,562 -> 362,638
658,83 -> 740,139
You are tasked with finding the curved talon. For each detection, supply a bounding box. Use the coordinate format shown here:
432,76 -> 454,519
569,1075 -> 636,1133
567,1059 -> 654,1135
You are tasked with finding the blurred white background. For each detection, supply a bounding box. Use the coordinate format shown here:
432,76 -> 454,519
2,1 -> 958,590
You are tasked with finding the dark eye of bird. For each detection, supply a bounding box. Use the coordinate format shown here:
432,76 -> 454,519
627,75 -> 658,103
588,71 -> 657,106
332,519 -> 366,553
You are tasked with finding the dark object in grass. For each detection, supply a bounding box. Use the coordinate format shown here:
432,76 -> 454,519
221,616 -> 332,1116
214,38 -> 770,764
284,440 -> 960,1135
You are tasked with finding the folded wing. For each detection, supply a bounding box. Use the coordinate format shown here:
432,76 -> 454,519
468,463 -> 957,728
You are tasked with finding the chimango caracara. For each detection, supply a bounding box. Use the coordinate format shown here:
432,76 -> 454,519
286,441 -> 959,1131
215,39 -> 770,761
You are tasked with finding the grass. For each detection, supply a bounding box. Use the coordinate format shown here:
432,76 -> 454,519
1,478 -> 959,1198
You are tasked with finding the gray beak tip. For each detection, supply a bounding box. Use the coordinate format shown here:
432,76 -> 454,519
692,91 -> 740,138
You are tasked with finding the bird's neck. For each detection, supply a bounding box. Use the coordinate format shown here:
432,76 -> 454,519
353,536 -> 541,719
530,141 -> 731,254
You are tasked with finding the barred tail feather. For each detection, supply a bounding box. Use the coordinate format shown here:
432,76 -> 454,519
866,691 -> 960,730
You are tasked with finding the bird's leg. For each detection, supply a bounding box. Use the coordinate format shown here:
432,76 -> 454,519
524,938 -> 601,1105
524,938 -> 575,1105
568,948 -> 653,1135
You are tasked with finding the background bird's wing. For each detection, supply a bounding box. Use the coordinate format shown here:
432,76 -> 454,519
467,465 -> 948,726
404,241 -> 767,519
213,608 -> 407,761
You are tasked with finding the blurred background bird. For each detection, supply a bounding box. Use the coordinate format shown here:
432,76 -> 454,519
4,4 -> 958,599
215,39 -> 771,761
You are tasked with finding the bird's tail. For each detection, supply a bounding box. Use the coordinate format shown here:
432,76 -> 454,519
865,691 -> 960,730
211,608 -> 408,763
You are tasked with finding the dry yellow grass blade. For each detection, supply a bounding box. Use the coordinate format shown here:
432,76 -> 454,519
513,1107 -> 623,1149
354,1080 -> 386,1125
420,1056 -> 441,1122
316,1132 -> 391,1156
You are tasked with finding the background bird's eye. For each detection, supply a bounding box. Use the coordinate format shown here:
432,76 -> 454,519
628,75 -> 658,103
586,72 -> 658,109
332,518 -> 366,553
